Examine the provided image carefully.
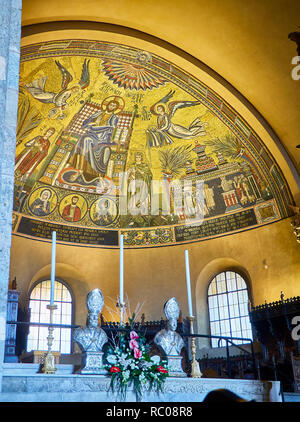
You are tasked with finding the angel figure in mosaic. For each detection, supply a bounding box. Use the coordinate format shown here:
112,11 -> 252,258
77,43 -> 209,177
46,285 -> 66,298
146,90 -> 207,147
24,59 -> 90,119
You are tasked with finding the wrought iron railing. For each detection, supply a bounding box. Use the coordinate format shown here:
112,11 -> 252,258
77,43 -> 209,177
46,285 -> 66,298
7,319 -> 257,378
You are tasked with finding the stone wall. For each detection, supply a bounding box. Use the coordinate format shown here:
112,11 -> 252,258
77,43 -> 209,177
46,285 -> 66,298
0,0 -> 22,391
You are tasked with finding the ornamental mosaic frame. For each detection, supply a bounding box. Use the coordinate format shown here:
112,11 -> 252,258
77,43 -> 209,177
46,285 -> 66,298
12,39 -> 293,248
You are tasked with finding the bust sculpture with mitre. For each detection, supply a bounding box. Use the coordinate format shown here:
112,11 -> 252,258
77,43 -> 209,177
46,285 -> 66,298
73,288 -> 108,374
154,297 -> 187,377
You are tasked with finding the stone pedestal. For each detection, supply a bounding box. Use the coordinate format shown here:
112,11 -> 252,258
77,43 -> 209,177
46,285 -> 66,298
166,355 -> 187,377
79,351 -> 107,375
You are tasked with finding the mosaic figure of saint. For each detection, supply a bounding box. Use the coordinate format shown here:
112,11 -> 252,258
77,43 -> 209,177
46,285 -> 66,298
68,96 -> 125,182
61,195 -> 82,222
204,183 -> 216,213
29,188 -> 53,216
127,152 -> 152,215
15,127 -> 55,181
147,90 -> 207,147
241,177 -> 256,203
233,176 -> 248,206
91,199 -> 116,226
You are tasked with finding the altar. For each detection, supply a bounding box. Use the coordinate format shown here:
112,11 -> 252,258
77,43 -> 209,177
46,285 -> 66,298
0,363 -> 282,402
1,246 -> 284,404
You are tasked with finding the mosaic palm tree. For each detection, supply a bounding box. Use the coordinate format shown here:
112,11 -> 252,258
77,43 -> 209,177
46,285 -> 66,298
159,145 -> 193,178
205,134 -> 243,160
205,134 -> 262,186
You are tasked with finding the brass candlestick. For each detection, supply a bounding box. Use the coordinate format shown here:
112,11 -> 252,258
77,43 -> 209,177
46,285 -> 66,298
42,304 -> 57,374
187,316 -> 202,378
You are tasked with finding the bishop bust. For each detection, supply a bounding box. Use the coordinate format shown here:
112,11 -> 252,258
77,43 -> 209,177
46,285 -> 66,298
154,297 -> 184,356
154,297 -> 186,377
73,288 -> 108,374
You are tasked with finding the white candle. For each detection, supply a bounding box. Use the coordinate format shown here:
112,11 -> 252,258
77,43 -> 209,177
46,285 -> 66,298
120,234 -> 124,304
50,231 -> 56,305
185,249 -> 193,317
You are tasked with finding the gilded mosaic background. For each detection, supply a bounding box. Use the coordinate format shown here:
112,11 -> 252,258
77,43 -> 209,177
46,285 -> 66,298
12,40 -> 293,248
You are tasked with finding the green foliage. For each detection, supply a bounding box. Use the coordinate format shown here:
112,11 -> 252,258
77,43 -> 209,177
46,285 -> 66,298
103,318 -> 169,401
205,134 -> 242,160
159,145 -> 193,178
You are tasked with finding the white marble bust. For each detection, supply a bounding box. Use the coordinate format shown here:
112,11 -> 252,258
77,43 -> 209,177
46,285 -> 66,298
73,289 -> 108,353
154,297 -> 184,356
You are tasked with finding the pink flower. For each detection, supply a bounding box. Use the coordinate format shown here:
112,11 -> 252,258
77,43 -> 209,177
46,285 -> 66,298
134,348 -> 142,359
129,339 -> 139,350
130,330 -> 139,340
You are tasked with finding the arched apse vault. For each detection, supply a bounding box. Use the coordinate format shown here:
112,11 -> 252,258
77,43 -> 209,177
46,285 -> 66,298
14,21 -> 297,250
21,19 -> 300,195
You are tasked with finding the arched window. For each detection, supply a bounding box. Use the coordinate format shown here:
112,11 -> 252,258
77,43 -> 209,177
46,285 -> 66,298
208,271 -> 253,348
27,279 -> 73,354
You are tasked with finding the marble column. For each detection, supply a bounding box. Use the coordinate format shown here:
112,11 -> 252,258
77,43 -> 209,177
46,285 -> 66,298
0,0 -> 22,392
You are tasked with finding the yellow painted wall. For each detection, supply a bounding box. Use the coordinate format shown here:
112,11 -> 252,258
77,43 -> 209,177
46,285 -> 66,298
10,217 -> 300,328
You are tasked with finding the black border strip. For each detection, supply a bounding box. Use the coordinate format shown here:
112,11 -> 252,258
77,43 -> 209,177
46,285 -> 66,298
12,215 -> 291,250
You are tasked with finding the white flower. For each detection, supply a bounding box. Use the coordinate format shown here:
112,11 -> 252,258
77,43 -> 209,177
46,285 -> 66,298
118,353 -> 132,369
139,373 -> 148,385
122,370 -> 130,381
150,355 -> 160,365
140,360 -> 152,369
106,355 -> 117,364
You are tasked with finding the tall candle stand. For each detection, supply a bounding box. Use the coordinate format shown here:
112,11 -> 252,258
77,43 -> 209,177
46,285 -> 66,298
117,300 -> 126,327
42,304 -> 58,374
187,316 -> 202,378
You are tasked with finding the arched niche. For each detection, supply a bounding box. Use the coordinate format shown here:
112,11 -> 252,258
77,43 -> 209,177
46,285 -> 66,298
27,262 -> 89,325
195,257 -> 252,356
14,27 -> 296,250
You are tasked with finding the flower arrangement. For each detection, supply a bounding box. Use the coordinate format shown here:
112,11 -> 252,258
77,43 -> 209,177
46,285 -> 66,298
104,322 -> 169,400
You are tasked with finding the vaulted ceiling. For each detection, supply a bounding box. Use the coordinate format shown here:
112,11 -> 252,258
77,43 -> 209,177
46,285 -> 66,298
21,0 -> 300,201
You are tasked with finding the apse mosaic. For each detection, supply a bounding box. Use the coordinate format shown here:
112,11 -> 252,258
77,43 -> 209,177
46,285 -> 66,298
12,40 -> 293,248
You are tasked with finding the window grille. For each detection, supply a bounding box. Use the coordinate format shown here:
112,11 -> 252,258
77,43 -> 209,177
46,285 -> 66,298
208,271 -> 253,348
27,280 -> 73,354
